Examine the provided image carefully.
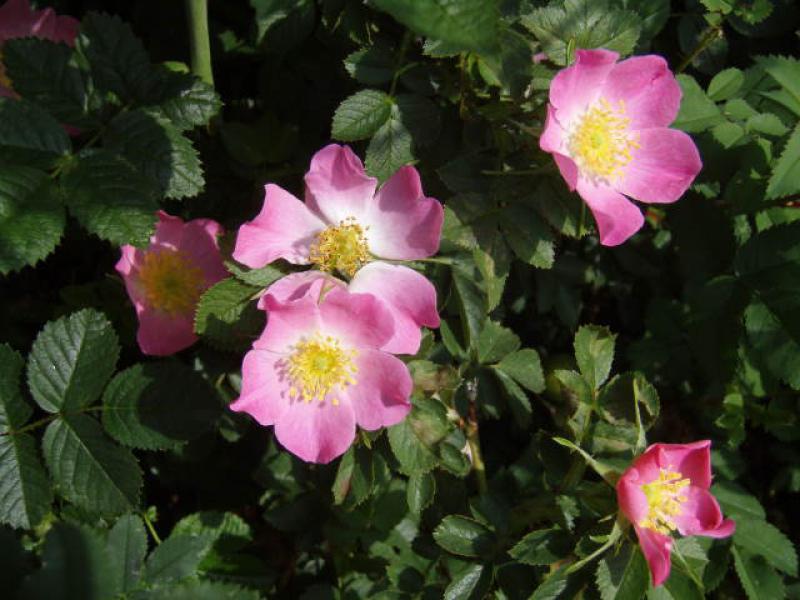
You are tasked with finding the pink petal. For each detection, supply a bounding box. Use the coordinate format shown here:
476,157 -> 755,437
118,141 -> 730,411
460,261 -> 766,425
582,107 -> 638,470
0,0 -> 77,45
651,440 -> 712,489
273,395 -> 357,463
318,288 -> 395,350
258,271 -> 344,310
634,525 -> 673,587
304,144 -> 377,225
349,262 -> 439,355
229,349 -> 289,426
674,486 -> 735,538
233,184 -> 325,268
135,304 -> 197,356
549,49 -> 618,126
253,292 -> 323,352
345,349 -> 412,430
616,469 -> 650,525
49,14 -> 79,46
617,128 -> 702,204
363,166 -> 443,260
600,55 -> 682,129
173,216 -> 228,285
575,179 -> 644,246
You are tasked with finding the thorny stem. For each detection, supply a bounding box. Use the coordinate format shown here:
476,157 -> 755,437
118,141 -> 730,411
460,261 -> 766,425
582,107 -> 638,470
186,0 -> 214,86
143,511 -> 162,545
677,23 -> 724,73
465,378 -> 488,496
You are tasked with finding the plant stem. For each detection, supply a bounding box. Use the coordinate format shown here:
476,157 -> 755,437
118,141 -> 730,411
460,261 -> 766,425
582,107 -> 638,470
143,511 -> 162,545
465,378 -> 488,495
186,0 -> 214,86
2,414 -> 58,436
677,23 -> 723,73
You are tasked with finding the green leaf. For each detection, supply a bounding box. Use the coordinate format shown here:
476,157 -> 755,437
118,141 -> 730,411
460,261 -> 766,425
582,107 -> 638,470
732,546 -> 786,600
19,523 -> 119,600
500,204 -> 556,269
102,362 -> 220,450
365,104 -> 414,182
433,515 -> 496,557
766,123 -> 800,200
734,518 -> 798,576
151,74 -> 221,131
711,481 -> 766,520
496,349 -> 545,393
395,93 -> 441,147
388,398 -> 449,475
522,0 -> 641,66
60,149 -> 159,246
27,309 -> 119,413
104,109 -> 204,200
618,0 -> 670,39
331,89 -> 393,141
172,511 -> 252,553
673,74 -> 724,133
406,471 -> 436,514
77,12 -> 157,103
745,113 -> 788,137
743,301 -> 800,389
225,261 -> 288,287
707,67 -> 745,101
756,55 -> 800,115
332,444 -> 374,507
0,434 -> 53,529
0,166 -> 65,275
370,0 -> 500,54
596,544 -> 649,600
194,278 -> 263,351
574,325 -> 616,389
598,372 -> 659,431
509,528 -> 573,566
451,263 -> 486,351
107,514 -> 148,593
142,534 -> 212,585
444,563 -> 492,600
2,38 -> 93,128
343,46 -> 394,85
477,320 -> 520,364
42,414 -> 142,516
0,344 -> 31,432
0,97 -> 71,157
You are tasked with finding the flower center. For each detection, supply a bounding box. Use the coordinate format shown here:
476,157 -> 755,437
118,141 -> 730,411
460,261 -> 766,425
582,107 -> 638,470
0,49 -> 12,90
309,217 -> 369,277
639,468 -> 690,534
569,98 -> 640,182
284,334 -> 358,406
138,250 -> 206,315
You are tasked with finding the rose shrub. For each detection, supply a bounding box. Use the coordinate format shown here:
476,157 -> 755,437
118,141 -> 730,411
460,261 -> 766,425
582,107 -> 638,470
0,0 -> 798,599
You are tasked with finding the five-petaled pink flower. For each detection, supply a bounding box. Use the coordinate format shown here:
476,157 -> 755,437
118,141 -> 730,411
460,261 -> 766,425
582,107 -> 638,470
616,440 -> 735,587
0,0 -> 79,97
233,143 -> 442,354
540,49 -> 702,246
116,211 -> 228,356
231,279 -> 412,463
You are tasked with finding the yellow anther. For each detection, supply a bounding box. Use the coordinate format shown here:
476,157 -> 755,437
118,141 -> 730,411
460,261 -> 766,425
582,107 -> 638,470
137,250 -> 206,315
282,334 -> 358,405
309,217 -> 369,277
639,468 -> 690,534
569,98 -> 640,182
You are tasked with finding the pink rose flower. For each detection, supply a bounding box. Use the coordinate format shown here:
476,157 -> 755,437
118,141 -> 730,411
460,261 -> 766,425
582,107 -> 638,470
230,279 -> 412,463
0,0 -> 79,97
233,143 -> 442,354
616,440 -> 735,587
540,49 -> 702,246
256,263 -> 439,356
116,211 -> 228,356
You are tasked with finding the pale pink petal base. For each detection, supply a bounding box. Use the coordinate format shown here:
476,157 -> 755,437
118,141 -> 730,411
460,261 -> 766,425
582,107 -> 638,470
230,350 -> 289,426
135,306 -> 197,356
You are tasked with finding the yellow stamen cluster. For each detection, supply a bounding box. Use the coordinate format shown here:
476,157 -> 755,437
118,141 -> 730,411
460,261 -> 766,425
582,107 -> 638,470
640,468 -> 690,534
569,98 -> 640,182
138,250 -> 206,315
283,334 -> 358,406
309,217 -> 369,277
0,49 -> 12,90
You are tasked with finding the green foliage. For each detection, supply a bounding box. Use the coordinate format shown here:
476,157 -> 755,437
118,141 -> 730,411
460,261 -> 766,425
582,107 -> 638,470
194,278 -> 263,351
